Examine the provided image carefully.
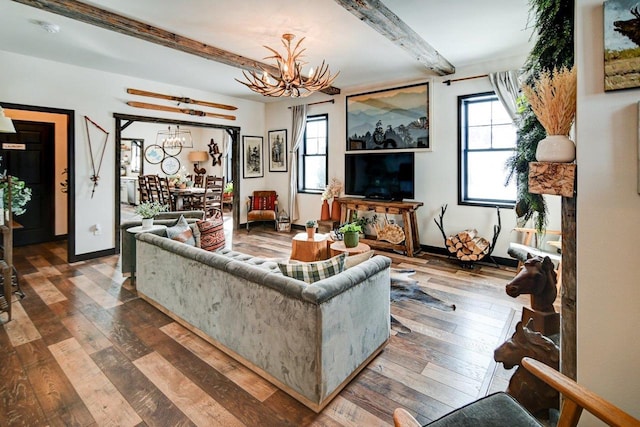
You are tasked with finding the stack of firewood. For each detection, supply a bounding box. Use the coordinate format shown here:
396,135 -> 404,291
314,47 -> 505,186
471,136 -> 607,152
445,229 -> 491,262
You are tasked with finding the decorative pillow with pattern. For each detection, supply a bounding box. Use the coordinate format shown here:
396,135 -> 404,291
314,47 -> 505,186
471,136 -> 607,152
197,211 -> 225,252
166,215 -> 195,246
278,253 -> 347,284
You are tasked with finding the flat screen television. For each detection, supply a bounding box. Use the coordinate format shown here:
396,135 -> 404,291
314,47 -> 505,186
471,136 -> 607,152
345,152 -> 415,201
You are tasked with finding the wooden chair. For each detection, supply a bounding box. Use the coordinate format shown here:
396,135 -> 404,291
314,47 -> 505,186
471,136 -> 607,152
157,177 -> 175,211
137,176 -> 150,203
393,357 -> 639,427
193,174 -> 205,188
144,174 -> 161,203
191,176 -> 224,218
246,190 -> 278,231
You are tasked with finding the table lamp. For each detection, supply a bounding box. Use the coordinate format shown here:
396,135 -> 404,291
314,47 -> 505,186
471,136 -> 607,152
188,151 -> 209,175
0,106 -> 16,133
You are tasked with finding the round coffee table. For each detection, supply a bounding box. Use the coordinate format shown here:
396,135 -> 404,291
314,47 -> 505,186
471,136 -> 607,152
329,240 -> 371,257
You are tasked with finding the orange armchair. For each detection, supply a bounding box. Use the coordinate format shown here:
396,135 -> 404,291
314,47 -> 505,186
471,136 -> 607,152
246,190 -> 278,231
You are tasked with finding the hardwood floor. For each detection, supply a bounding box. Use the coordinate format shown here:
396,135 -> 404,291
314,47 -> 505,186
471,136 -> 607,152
0,225 -> 530,426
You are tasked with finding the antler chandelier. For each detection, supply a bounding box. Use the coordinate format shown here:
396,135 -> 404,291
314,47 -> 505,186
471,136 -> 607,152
236,33 -> 339,98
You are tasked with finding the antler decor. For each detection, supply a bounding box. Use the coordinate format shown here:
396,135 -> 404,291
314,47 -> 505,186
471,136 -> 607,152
236,33 -> 339,98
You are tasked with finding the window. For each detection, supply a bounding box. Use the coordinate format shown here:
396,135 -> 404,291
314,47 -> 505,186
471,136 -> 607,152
130,140 -> 142,174
298,114 -> 328,193
459,92 -> 516,207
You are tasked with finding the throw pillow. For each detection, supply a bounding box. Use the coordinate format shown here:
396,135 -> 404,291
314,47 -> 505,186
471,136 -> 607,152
344,250 -> 374,269
197,211 -> 225,252
278,253 -> 347,284
166,215 -> 195,246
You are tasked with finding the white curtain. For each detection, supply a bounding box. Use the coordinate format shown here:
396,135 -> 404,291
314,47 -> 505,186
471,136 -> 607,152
221,131 -> 230,181
288,104 -> 307,221
489,70 -> 521,122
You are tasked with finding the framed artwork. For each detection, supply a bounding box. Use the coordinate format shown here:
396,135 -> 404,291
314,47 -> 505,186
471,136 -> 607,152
242,135 -> 263,178
346,82 -> 430,151
144,144 -> 164,164
161,156 -> 180,175
604,0 -> 640,91
268,129 -> 287,172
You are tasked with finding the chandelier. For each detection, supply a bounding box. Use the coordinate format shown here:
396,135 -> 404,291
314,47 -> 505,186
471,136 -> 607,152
156,125 -> 193,149
236,33 -> 339,98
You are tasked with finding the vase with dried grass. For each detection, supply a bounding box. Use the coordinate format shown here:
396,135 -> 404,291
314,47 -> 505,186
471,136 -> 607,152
522,66 -> 577,162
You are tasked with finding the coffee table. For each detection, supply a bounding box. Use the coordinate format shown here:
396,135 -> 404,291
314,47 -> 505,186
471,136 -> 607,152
290,232 -> 331,262
329,240 -> 371,257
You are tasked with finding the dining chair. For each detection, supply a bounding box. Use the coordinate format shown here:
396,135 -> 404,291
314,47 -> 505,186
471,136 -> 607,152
137,176 -> 150,203
157,177 -> 175,211
144,174 -> 161,203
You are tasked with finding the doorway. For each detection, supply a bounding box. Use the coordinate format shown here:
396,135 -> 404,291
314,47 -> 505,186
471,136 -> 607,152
113,113 -> 240,253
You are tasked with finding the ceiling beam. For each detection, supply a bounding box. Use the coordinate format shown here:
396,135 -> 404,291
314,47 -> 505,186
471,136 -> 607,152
333,0 -> 455,76
12,0 -> 341,95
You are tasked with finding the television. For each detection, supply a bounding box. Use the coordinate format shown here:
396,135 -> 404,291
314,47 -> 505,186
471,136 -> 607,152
345,152 -> 415,201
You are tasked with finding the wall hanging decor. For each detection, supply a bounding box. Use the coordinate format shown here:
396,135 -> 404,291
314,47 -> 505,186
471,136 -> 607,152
268,129 -> 287,172
84,115 -> 109,198
242,135 -> 263,178
604,0 -> 640,91
346,82 -> 430,151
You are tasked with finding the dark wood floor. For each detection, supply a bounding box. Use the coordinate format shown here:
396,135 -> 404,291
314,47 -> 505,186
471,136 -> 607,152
0,225 -> 529,426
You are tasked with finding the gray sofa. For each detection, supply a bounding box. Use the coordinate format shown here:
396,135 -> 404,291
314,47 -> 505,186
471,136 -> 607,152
135,232 -> 391,412
120,210 -> 205,277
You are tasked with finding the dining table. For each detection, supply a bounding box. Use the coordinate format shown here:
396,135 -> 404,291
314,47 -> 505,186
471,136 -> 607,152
169,186 -> 205,211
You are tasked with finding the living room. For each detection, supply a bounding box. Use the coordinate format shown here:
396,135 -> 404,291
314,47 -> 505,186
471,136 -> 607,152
0,0 -> 639,425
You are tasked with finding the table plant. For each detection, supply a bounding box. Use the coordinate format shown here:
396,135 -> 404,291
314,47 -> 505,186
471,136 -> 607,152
306,219 -> 317,239
339,222 -> 362,248
134,201 -> 168,228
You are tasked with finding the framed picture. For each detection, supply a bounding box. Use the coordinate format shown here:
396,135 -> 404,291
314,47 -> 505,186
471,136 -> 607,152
268,129 -> 287,172
346,82 -> 430,151
161,156 -> 180,175
604,0 -> 640,91
242,135 -> 264,178
144,144 -> 164,164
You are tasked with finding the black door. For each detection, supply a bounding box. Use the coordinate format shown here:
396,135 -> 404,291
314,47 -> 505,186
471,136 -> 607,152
0,121 -> 55,246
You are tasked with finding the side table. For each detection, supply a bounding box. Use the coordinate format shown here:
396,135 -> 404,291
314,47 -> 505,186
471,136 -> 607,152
290,233 -> 331,262
329,241 -> 371,257
126,224 -> 167,285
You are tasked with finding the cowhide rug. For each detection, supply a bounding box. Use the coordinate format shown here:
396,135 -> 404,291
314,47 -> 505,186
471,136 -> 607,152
390,268 -> 456,334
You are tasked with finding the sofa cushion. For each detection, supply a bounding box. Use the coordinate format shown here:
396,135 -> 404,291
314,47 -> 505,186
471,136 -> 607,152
197,211 -> 225,252
278,253 -> 347,284
166,215 -> 195,246
344,250 -> 374,269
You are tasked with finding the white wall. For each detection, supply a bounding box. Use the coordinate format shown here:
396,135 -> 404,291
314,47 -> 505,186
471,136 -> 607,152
265,57 -> 562,259
576,1 -> 640,422
0,50 -> 264,256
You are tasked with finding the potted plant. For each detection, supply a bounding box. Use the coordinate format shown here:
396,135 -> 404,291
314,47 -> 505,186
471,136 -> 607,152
305,219 -> 317,239
0,175 -> 32,217
522,66 -> 577,163
339,222 -> 363,248
134,201 -> 168,229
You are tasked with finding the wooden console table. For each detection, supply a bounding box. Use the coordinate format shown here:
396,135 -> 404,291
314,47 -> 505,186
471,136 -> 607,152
336,197 -> 424,257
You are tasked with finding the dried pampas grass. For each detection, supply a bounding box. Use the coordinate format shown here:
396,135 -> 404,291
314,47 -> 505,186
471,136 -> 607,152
522,66 -> 576,136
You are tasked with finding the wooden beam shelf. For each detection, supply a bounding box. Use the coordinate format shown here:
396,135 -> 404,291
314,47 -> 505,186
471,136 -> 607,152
528,162 -> 576,198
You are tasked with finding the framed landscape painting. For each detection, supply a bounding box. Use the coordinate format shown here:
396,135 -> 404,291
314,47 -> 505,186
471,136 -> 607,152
242,135 -> 263,178
268,129 -> 287,172
346,82 -> 430,151
604,0 -> 640,91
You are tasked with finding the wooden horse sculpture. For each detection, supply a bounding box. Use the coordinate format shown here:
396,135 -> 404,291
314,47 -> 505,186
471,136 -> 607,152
505,254 -> 557,313
494,319 -> 560,418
